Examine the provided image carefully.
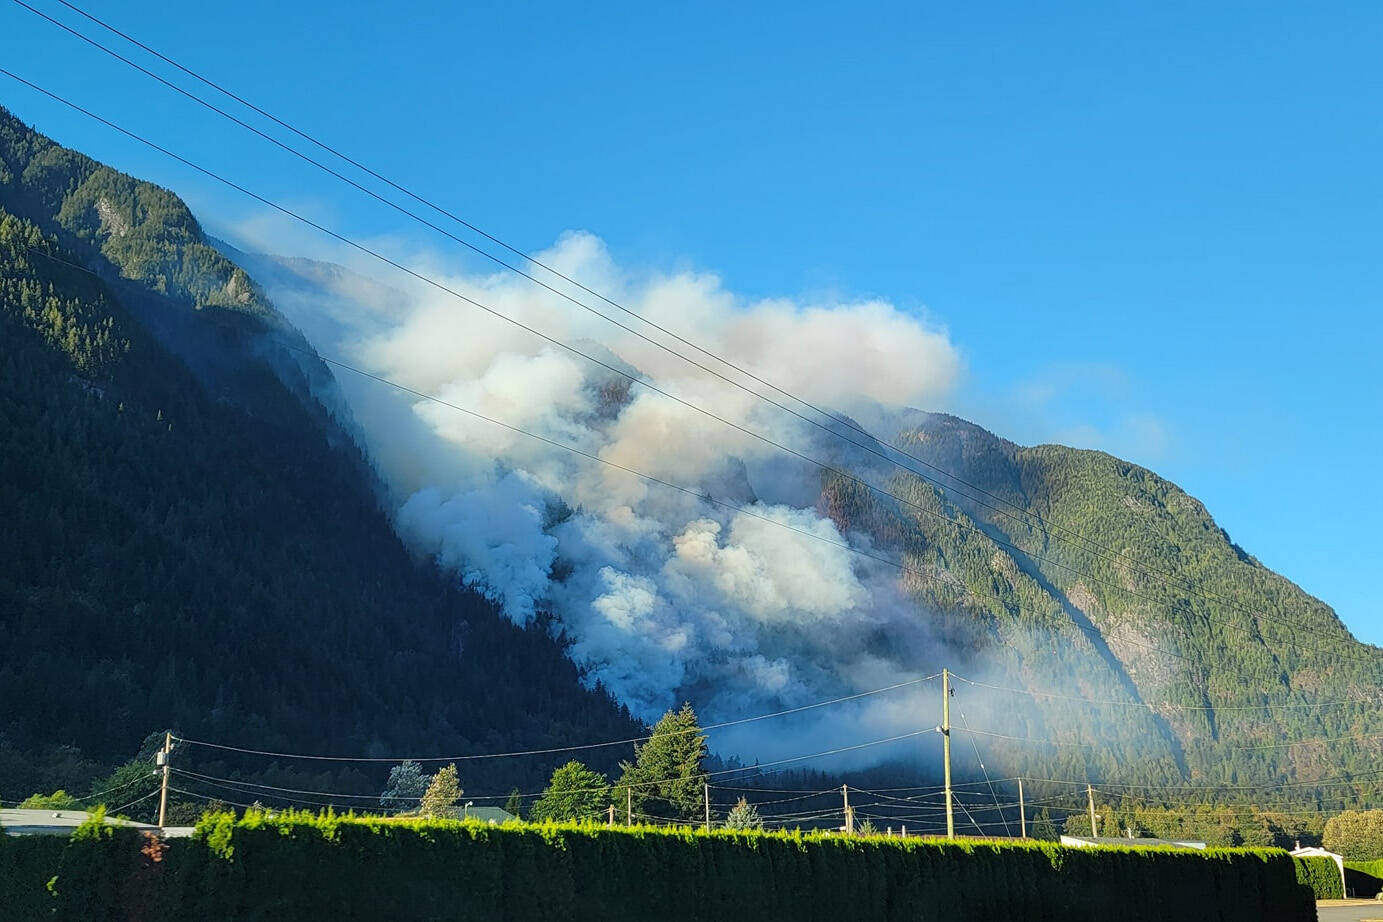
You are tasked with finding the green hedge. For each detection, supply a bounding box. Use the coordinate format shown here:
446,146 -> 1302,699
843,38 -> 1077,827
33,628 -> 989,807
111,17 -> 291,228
0,826 -> 65,917
1,811 -> 1317,921
1345,858 -> 1383,898
1293,854 -> 1343,899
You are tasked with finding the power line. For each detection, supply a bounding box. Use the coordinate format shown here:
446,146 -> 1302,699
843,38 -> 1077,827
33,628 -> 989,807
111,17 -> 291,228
107,789 -> 161,816
1231,733 -> 1383,752
583,731 -> 939,797
170,732 -> 936,807
171,768 -> 401,803
79,770 -> 159,803
170,770 -> 380,811
172,673 -> 940,763
19,0 -> 1372,665
949,673 -> 1366,713
958,711 -> 1012,837
164,785 -> 259,811
1015,769 -> 1383,794
951,727 -> 1092,749
0,770 -> 157,808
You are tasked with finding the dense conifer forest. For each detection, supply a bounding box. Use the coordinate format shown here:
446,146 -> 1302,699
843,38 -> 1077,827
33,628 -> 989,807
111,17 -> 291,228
0,105 -> 638,801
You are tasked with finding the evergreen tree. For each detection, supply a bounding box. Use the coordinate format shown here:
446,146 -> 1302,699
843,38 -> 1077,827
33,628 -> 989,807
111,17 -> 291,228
530,761 -> 609,823
1031,807 -> 1059,841
419,764 -> 462,818
380,760 -> 431,812
615,703 -> 707,823
503,787 -> 525,821
723,797 -> 763,831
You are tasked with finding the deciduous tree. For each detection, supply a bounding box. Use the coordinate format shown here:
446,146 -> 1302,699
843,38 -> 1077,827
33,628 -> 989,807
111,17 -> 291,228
419,763 -> 462,818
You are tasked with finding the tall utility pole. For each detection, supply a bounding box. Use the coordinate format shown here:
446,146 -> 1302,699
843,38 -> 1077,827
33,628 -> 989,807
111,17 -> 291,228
1018,778 -> 1026,839
607,804 -> 615,827
942,668 -> 954,840
156,732 -> 171,828
704,783 -> 711,832
1087,784 -> 1098,838
842,784 -> 854,835
626,787 -> 632,826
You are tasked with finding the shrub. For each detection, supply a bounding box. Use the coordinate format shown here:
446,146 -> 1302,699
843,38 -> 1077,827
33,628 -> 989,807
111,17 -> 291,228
1294,855 -> 1343,899
0,811 -> 1316,921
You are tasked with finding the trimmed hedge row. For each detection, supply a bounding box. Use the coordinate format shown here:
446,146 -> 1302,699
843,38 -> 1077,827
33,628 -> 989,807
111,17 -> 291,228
1293,854 -> 1343,899
1345,858 -> 1383,898
0,825 -> 65,918
2,811 -> 1316,921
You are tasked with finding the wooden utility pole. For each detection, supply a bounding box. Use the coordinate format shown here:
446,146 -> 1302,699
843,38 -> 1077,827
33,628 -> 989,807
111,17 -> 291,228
704,783 -> 711,832
943,668 -> 954,840
626,787 -> 632,826
1018,778 -> 1026,839
156,732 -> 171,828
607,804 -> 615,827
842,784 -> 854,834
1087,784 -> 1098,838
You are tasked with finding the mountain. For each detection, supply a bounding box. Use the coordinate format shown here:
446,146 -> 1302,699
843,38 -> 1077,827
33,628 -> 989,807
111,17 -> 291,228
3,99 -> 1381,832
0,104 -> 639,802
815,409 -> 1383,788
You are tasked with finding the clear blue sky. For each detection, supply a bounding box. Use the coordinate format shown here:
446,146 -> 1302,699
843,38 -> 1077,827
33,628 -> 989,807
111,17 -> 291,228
3,1 -> 1379,638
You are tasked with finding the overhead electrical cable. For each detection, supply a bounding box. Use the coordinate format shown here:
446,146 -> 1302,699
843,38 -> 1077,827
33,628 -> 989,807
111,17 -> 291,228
174,731 -> 939,803
13,0 -> 1374,665
172,673 -> 940,763
106,789 -> 161,815
948,673 -> 1366,713
957,710 -> 1012,837
950,727 -> 1091,749
1231,733 -> 1383,751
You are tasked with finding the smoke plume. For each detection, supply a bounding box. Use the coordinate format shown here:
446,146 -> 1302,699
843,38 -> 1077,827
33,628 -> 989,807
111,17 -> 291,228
236,231 -> 966,764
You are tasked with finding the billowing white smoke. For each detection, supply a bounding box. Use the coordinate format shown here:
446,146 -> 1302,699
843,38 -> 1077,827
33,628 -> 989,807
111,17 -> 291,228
244,232 -> 963,764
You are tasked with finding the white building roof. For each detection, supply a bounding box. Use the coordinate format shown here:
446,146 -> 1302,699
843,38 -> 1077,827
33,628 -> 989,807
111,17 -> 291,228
0,808 -> 192,837
1060,834 -> 1207,850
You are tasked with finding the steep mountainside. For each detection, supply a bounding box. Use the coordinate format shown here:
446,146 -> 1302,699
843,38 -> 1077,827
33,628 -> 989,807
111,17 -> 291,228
4,101 -> 1380,821
818,411 -> 1383,789
0,105 -> 638,801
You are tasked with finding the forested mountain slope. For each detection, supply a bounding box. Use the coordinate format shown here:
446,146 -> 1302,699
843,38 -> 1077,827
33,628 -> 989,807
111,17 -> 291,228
818,410 -> 1383,789
0,105 -> 638,800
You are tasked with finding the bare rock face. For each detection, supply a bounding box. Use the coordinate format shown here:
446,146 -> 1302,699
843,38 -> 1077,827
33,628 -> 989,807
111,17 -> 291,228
95,197 -> 131,237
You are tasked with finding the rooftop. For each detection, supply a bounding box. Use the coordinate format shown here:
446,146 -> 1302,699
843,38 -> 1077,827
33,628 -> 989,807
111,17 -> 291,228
1060,835 -> 1207,850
